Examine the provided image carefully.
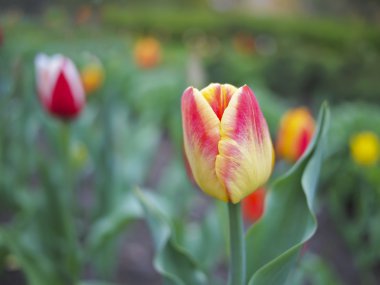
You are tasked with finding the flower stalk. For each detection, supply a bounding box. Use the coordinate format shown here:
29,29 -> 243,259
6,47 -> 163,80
228,202 -> 246,285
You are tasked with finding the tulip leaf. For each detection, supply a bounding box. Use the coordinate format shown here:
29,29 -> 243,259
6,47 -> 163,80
135,189 -> 208,285
86,192 -> 143,254
245,103 -> 329,285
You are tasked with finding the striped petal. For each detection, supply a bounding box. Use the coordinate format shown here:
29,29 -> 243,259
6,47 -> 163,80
182,87 -> 228,201
200,83 -> 237,120
216,85 -> 274,203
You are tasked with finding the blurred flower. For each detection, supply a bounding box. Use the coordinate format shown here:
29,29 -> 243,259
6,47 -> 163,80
134,36 -> 161,69
182,83 -> 274,203
233,33 -> 255,55
276,107 -> 315,163
80,55 -> 104,95
70,140 -> 89,169
35,54 -> 85,120
242,187 -> 266,223
350,132 -> 379,166
76,5 -> 92,25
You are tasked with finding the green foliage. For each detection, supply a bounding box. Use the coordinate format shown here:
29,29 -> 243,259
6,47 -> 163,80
320,103 -> 380,285
102,6 -> 380,49
290,253 -> 343,285
245,103 -> 329,284
134,104 -> 329,285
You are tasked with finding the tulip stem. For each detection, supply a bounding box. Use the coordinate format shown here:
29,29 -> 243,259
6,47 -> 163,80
228,202 -> 246,285
60,123 -> 80,283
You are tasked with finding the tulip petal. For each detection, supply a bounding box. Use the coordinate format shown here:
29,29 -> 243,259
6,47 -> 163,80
62,58 -> 85,107
216,85 -> 273,203
50,70 -> 82,118
35,53 -> 60,106
182,87 -> 228,201
200,83 -> 237,120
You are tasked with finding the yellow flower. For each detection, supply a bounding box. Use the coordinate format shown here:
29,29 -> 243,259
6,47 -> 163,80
70,141 -> 89,169
80,61 -> 104,95
134,36 -> 161,69
350,132 -> 379,166
182,83 -> 274,203
276,107 -> 315,163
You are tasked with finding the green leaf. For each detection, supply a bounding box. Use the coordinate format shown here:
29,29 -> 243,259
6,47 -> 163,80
245,103 -> 330,285
135,189 -> 208,285
86,192 -> 143,253
180,202 -> 227,272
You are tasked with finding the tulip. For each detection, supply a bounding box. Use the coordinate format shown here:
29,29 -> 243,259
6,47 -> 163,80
35,54 -> 85,120
133,36 -> 161,69
182,83 -> 274,204
80,57 -> 104,94
350,131 -> 379,166
242,187 -> 265,223
276,107 -> 315,162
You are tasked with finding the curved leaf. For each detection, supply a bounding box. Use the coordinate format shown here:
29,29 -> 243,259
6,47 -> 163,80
135,189 -> 208,285
246,103 -> 330,285
86,192 -> 143,253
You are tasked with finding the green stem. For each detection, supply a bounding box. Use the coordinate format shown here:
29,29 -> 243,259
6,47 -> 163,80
59,122 -> 80,284
228,202 -> 246,285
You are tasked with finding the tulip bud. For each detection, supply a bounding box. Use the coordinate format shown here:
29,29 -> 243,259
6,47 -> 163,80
276,107 -> 315,162
182,83 -> 274,204
35,54 -> 85,120
350,131 -> 379,166
242,187 -> 265,223
133,36 -> 161,69
80,55 -> 104,95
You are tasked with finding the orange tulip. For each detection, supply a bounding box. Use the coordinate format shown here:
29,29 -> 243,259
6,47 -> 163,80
134,37 -> 161,69
242,188 -> 265,223
80,57 -> 104,95
182,83 -> 274,203
276,107 -> 315,162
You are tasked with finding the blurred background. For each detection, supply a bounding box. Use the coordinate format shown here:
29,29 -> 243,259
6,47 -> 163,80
0,0 -> 380,284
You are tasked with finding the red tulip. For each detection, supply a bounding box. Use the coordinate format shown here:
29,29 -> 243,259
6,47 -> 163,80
35,54 -> 85,120
242,188 -> 265,223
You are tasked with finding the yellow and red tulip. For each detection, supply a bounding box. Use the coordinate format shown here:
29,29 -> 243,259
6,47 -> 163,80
276,107 -> 315,162
182,83 -> 274,204
35,53 -> 85,120
134,36 -> 161,69
350,131 -> 379,166
242,187 -> 265,223
80,56 -> 104,95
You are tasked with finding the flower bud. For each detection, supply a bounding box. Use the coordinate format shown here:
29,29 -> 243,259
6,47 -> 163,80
80,55 -> 104,95
134,36 -> 161,69
242,187 -> 266,223
276,107 -> 315,162
35,54 -> 85,120
350,131 -> 379,166
182,83 -> 274,203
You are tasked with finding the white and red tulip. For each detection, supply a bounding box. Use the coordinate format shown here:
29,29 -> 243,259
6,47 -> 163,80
35,54 -> 85,120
